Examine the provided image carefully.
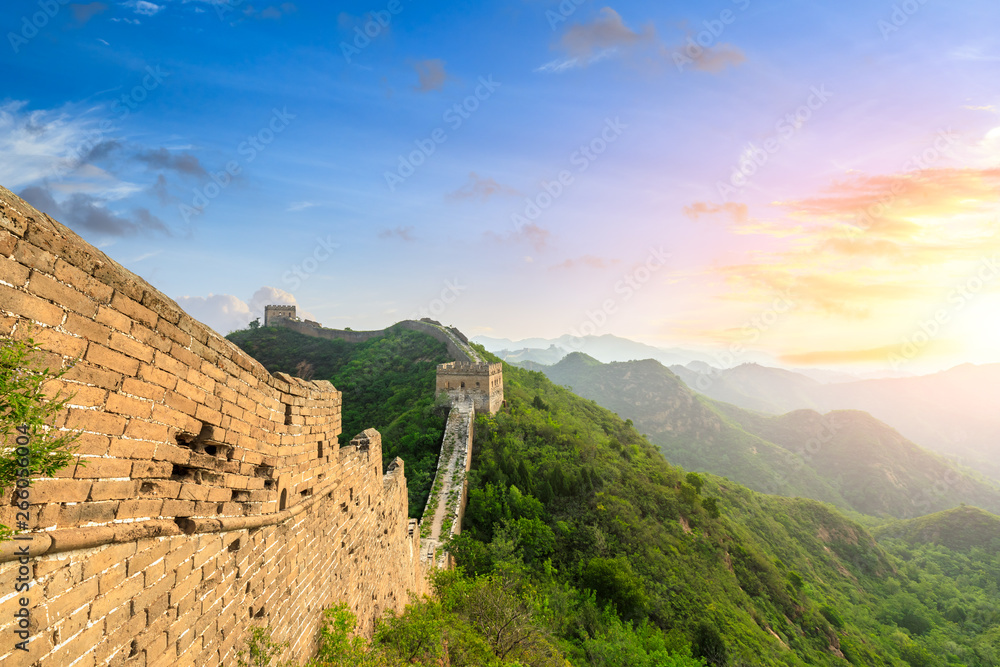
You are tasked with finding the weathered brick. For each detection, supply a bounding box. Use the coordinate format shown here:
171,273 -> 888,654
0,228 -> 17,256
108,437 -> 157,460
0,254 -> 30,286
116,499 -> 164,520
91,571 -> 144,618
165,391 -> 198,416
106,393 -> 153,418
78,500 -> 119,523
53,258 -> 113,304
13,238 -> 56,272
95,303 -> 132,333
195,404 -> 223,427
63,361 -> 123,391
0,283 -> 64,326
44,378 -> 106,407
64,407 -> 127,436
132,460 -> 174,478
130,321 -> 173,354
161,499 -> 196,516
139,363 -> 179,391
111,291 -> 158,328
30,479 -> 93,504
86,342 -> 141,376
73,457 -> 132,479
154,348 -> 190,377
82,542 -> 138,580
151,442 -> 191,466
151,403 -> 200,433
123,379 -> 167,404
109,331 -> 155,363
28,271 -> 97,317
89,480 -> 141,501
72,431 -> 111,456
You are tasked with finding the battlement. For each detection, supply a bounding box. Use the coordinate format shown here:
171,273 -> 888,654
435,361 -> 503,414
437,361 -> 503,374
0,185 -> 426,666
264,303 -> 296,326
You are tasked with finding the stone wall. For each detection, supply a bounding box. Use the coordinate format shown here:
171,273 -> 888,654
435,362 -> 504,414
274,318 -> 476,363
418,402 -> 475,569
0,186 -> 426,666
278,319 -> 386,345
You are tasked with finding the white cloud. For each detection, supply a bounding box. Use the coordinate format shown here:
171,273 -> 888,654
0,101 -> 103,189
535,49 -> 616,74
175,286 -> 318,335
247,286 -> 316,321
122,1 -> 164,16
287,201 -> 318,212
175,293 -> 252,335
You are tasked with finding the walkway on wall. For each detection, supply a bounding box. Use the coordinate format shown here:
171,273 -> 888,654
418,321 -> 483,363
419,400 -> 475,567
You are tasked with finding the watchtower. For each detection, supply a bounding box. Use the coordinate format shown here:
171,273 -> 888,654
435,362 -> 504,414
264,304 -> 296,327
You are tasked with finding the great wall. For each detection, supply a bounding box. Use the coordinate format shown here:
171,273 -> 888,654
0,185 -> 502,666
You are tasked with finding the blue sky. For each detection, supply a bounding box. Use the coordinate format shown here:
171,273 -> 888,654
3,0 -> 1000,372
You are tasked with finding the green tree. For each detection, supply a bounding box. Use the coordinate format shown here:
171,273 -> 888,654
237,626 -> 287,667
1,335 -> 80,538
685,472 -> 705,494
692,622 -> 728,667
701,497 -> 721,519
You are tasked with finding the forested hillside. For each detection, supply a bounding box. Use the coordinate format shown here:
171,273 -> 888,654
437,351 -> 1000,665
230,335 -> 1000,666
227,325 -> 450,516
537,353 -> 1000,519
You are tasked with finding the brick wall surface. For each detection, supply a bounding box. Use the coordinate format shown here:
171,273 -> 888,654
0,186 -> 427,666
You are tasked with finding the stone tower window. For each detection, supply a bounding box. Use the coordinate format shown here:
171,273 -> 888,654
280,489 -> 288,511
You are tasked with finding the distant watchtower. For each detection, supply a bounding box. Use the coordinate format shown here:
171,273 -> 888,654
264,304 -> 296,327
436,362 -> 504,414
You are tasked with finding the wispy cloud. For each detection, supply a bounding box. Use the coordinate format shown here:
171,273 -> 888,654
73,2 -> 110,24
561,7 -> 655,58
0,100 -> 103,188
122,1 -> 164,17
485,223 -> 551,251
549,255 -> 618,271
683,201 -> 749,223
412,59 -> 451,92
378,225 -> 416,241
134,147 -> 207,177
447,172 -> 520,201
287,201 -> 318,212
539,7 -> 744,74
699,165 -> 1000,323
20,183 -> 170,237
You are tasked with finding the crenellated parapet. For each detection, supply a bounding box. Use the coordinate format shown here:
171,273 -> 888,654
435,361 -> 504,414
0,185 -> 427,667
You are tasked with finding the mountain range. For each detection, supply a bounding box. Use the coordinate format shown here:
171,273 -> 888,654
478,334 -> 1000,483
671,361 -> 1000,482
532,352 -> 1000,519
